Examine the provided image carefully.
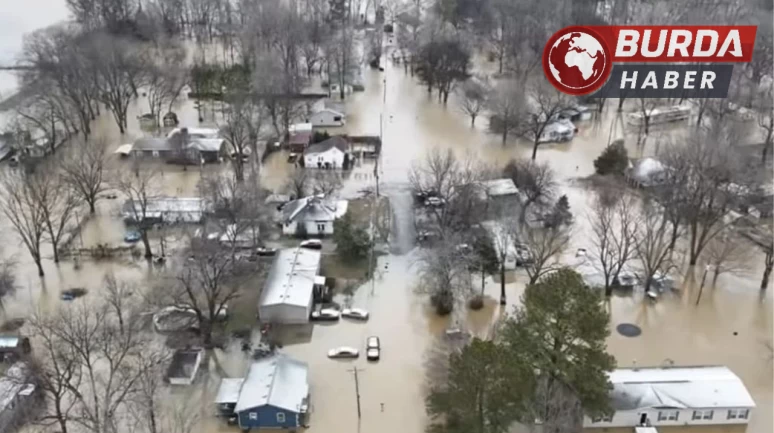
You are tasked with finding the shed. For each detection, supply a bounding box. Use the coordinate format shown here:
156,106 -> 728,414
226,354 -> 310,430
166,349 -> 203,385
114,144 -> 133,156
585,365 -> 755,428
258,248 -> 322,324
309,108 -> 346,127
0,363 -> 36,432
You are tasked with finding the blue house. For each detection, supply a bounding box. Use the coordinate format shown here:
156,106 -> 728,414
215,354 -> 310,430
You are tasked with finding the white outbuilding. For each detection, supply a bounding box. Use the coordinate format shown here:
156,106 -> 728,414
309,108 -> 346,127
258,248 -> 322,324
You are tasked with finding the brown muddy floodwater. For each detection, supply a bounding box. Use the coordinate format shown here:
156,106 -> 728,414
0,31 -> 770,433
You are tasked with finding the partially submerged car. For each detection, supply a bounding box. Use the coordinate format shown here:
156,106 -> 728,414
341,308 -> 369,321
328,346 -> 359,359
124,230 -> 141,243
300,239 -> 323,250
424,197 -> 446,207
366,336 -> 380,361
311,308 -> 340,321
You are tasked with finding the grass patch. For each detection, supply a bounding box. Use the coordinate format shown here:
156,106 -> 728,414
320,251 -> 386,281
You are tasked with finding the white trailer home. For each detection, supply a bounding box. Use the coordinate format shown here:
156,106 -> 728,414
258,248 -> 323,324
585,365 -> 755,429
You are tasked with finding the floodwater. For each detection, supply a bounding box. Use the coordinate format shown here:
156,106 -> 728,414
0,11 -> 770,433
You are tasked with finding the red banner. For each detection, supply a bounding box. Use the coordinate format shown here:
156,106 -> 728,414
588,25 -> 757,63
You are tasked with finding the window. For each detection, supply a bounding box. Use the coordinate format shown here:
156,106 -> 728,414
317,223 -> 326,232
728,409 -> 749,420
692,410 -> 713,420
249,412 -> 258,420
333,116 -> 342,122
658,410 -> 679,421
276,412 -> 286,423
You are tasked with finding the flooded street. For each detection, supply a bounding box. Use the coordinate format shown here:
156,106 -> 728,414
0,8 -> 771,433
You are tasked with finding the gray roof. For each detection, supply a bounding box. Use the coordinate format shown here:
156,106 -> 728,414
260,248 -> 320,308
481,179 -> 519,197
132,137 -> 172,152
305,136 -> 348,155
234,354 -> 309,413
215,378 -> 245,404
609,366 -> 755,411
282,195 -> 339,223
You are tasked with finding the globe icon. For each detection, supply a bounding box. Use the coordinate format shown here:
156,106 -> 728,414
547,31 -> 607,91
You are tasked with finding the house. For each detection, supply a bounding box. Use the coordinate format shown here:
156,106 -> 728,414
309,108 -> 346,127
478,179 -> 519,201
258,248 -> 323,324
0,336 -> 31,362
303,136 -> 349,169
559,105 -> 593,122
214,354 -> 310,429
165,348 -> 203,385
0,363 -> 36,432
281,195 -> 348,236
584,365 -> 755,428
130,127 -> 225,163
349,135 -> 381,158
122,197 -> 206,224
626,157 -> 667,187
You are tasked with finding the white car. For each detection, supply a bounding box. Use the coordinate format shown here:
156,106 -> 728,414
341,308 -> 369,320
424,197 -> 446,207
328,346 -> 359,359
366,336 -> 380,360
310,308 -> 340,321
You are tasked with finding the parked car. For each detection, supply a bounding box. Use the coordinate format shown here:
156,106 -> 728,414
366,336 -> 380,361
300,239 -> 323,250
341,308 -> 369,321
124,230 -> 141,243
311,308 -> 340,321
254,247 -> 278,256
424,197 -> 446,207
328,346 -> 359,359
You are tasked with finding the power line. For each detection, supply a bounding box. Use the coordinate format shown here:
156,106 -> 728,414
347,367 -> 365,418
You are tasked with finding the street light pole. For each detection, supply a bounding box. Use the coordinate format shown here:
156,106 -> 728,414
347,367 -> 365,418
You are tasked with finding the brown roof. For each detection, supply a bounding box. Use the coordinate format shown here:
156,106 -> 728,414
289,131 -> 312,145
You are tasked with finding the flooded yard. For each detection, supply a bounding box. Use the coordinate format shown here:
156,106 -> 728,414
0,8 -> 770,433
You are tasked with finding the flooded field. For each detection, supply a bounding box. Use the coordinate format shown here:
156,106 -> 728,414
0,10 -> 771,433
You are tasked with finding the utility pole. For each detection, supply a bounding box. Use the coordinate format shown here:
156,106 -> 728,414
347,367 -> 365,418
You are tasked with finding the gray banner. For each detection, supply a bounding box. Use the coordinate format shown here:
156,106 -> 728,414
591,64 -> 735,99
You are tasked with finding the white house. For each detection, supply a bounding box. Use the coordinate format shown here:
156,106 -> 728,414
536,118 -> 576,143
281,195 -> 348,236
309,108 -> 346,127
258,248 -> 322,324
585,365 -> 756,429
303,136 -> 349,169
122,197 -> 207,224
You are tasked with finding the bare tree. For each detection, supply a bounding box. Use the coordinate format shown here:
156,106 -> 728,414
199,171 -> 266,251
312,171 -> 343,197
701,231 -> 753,285
60,138 -> 108,214
409,148 -> 482,237
285,168 -> 309,199
115,169 -> 159,258
27,313 -> 82,433
503,159 -> 557,223
220,95 -> 265,182
0,170 -> 47,276
588,190 -> 640,296
327,26 -> 358,100
488,80 -> 524,145
522,85 -> 571,161
0,252 -> 16,310
456,80 -> 488,127
635,201 -> 675,293
86,33 -> 145,134
756,85 -> 773,165
33,166 -> 80,263
141,44 -> 188,126
174,239 -> 241,346
661,132 -> 755,265
416,239 -> 472,315
518,223 -> 571,286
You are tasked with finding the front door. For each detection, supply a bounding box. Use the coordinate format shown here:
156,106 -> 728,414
639,413 -> 648,425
